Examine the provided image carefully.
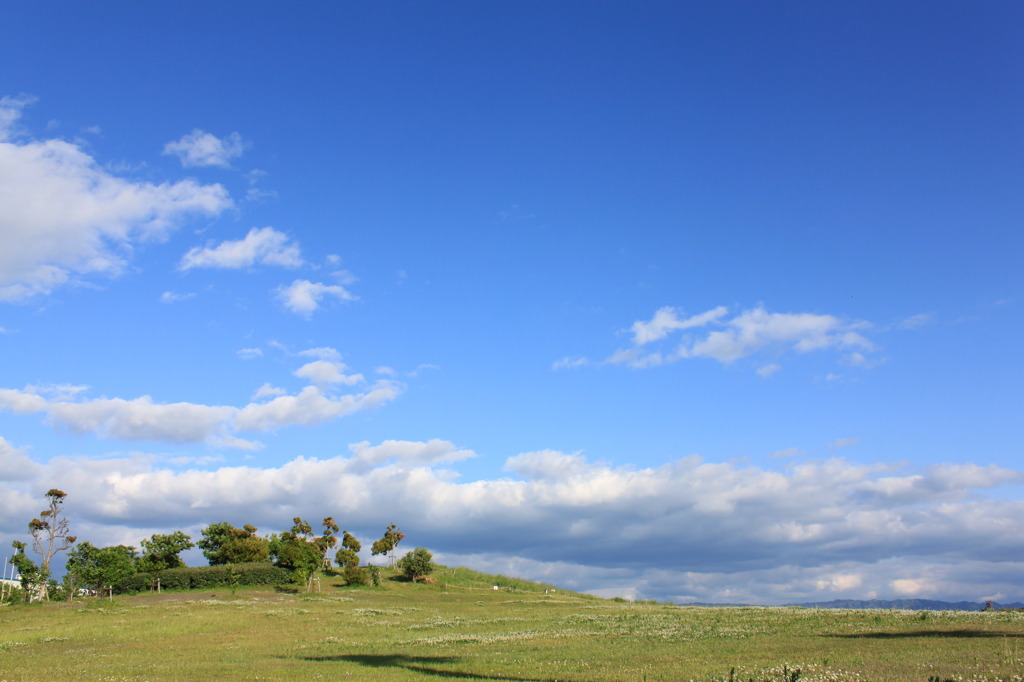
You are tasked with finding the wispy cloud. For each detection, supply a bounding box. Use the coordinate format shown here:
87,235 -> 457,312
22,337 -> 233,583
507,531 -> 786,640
897,313 -> 934,330
160,291 -> 195,303
604,305 -> 875,372
552,356 -> 589,370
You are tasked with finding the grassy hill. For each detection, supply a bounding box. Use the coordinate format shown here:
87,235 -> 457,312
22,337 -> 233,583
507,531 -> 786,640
1,566 -> 1023,681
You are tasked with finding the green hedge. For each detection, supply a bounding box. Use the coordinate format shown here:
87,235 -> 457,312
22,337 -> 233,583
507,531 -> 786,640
115,563 -> 292,594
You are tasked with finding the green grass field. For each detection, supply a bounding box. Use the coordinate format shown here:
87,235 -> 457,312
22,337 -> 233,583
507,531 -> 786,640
2,567 -> 1023,681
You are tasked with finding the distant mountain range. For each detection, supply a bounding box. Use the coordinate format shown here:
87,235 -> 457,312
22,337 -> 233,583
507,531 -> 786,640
790,599 -> 1024,611
683,599 -> 1024,611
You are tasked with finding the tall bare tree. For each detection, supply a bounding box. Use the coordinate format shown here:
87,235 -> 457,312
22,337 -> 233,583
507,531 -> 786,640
27,489 -> 76,600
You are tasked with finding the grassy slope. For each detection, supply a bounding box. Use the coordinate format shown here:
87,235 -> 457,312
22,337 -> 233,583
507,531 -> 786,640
1,567 -> 1023,681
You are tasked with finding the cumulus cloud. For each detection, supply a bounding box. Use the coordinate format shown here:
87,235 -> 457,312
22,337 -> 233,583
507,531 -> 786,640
0,96 -> 232,301
1,443 -> 1020,604
0,436 -> 42,481
179,227 -> 303,270
605,305 -> 875,371
277,279 -> 356,317
0,353 -> 401,448
163,129 -> 247,168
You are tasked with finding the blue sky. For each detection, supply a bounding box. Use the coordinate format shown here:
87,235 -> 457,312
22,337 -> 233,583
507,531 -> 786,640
1,1 -> 1022,604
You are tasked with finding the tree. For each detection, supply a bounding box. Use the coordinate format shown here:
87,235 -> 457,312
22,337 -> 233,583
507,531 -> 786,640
269,518 -> 322,590
370,522 -> 405,567
8,541 -> 41,602
313,517 -> 339,570
66,542 -> 137,597
26,489 -> 77,600
335,530 -> 362,570
396,547 -> 436,582
136,531 -> 194,572
198,523 -> 269,565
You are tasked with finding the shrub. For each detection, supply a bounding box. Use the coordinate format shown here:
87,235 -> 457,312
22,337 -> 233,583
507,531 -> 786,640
342,566 -> 369,586
114,563 -> 291,594
396,547 -> 436,581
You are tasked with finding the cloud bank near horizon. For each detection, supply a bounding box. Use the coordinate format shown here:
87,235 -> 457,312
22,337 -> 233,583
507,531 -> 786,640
2,436 -> 1020,604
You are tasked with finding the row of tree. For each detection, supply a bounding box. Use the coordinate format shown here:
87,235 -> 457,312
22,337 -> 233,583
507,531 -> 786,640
6,490 -> 430,602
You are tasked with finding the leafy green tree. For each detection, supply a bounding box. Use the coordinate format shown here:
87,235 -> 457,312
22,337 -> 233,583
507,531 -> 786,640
66,542 -> 137,596
8,541 -> 41,602
396,547 -> 436,582
136,531 -> 194,572
269,518 -> 322,590
198,523 -> 269,565
314,517 -> 339,570
335,530 -> 362,570
370,522 -> 404,567
26,489 -> 77,600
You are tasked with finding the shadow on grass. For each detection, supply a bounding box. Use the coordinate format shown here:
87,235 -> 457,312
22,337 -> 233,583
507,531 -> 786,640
828,630 -> 1024,639
273,585 -> 299,594
299,654 -> 554,680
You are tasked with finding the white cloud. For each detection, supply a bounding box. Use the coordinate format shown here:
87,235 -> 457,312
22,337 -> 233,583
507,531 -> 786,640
179,227 -> 303,270
757,363 -> 781,378
630,306 -> 729,345
348,439 -> 476,469
0,436 -> 41,481
234,382 -> 399,431
277,279 -> 356,317
0,97 -> 232,301
252,383 -> 286,400
890,577 -> 934,596
504,450 -> 589,480
294,360 -> 363,386
0,94 -> 37,139
605,305 -> 875,372
298,347 -> 342,361
0,353 -> 400,448
163,129 -> 247,168
237,348 -> 263,360
828,437 -> 859,450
